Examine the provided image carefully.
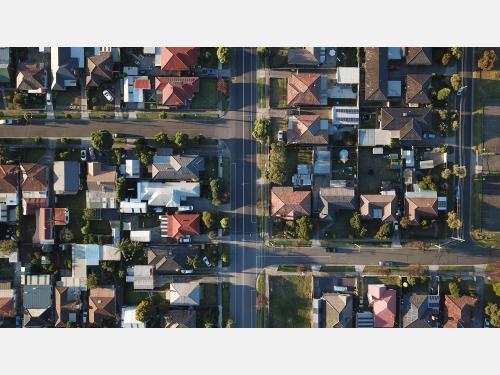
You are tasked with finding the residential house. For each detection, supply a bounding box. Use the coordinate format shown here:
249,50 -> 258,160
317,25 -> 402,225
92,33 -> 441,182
136,181 -> 200,208
89,287 -> 116,326
151,148 -> 204,180
120,159 -> 141,179
54,286 -> 81,327
37,208 -> 69,245
155,76 -> 200,107
121,306 -> 146,328
287,115 -> 329,145
360,191 -> 397,222
86,52 -> 113,87
406,74 -> 431,107
406,47 -> 432,66
50,47 -> 84,90
22,275 -> 53,328
86,162 -> 117,209
356,311 -> 374,328
20,163 -> 48,215
163,309 -> 196,328
53,161 -> 80,195
0,48 -> 9,84
287,47 -> 320,66
443,294 -> 478,328
319,293 -> 353,328
0,165 -> 18,206
167,213 -> 200,239
364,47 -> 388,102
170,280 -> 200,306
270,187 -> 311,220
120,199 -> 147,213
402,293 -> 440,328
16,63 -> 46,93
367,285 -> 397,328
405,191 -> 438,225
0,283 -> 16,319
319,186 -> 358,220
148,246 -> 200,274
130,230 -> 151,243
287,73 -> 327,106
332,106 -> 360,128
379,107 -> 432,142
159,47 -> 199,73
336,67 -> 359,85
123,67 -> 150,107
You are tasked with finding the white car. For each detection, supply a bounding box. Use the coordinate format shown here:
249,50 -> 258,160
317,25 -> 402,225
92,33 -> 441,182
202,256 -> 212,268
80,150 -> 87,161
178,205 -> 193,212
46,93 -> 52,106
0,119 -> 13,125
179,235 -> 192,244
181,269 -> 194,274
277,130 -> 285,142
102,89 -> 114,103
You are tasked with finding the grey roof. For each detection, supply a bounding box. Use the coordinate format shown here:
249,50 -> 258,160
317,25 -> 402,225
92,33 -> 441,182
152,150 -> 204,180
380,107 -> 432,141
148,247 -> 200,273
288,48 -> 320,66
23,285 -> 53,309
51,48 -> 79,90
319,186 -> 358,219
322,293 -> 353,328
364,47 -> 388,101
402,293 -> 431,328
53,161 -> 80,194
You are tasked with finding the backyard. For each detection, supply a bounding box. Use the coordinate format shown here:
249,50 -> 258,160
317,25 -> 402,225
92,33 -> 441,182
191,78 -> 218,109
270,78 -> 287,108
268,275 -> 312,328
286,146 -> 312,181
55,190 -> 86,243
358,148 -> 400,194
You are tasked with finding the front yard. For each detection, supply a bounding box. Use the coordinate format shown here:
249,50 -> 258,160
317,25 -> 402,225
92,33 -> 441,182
191,78 -> 218,109
270,78 -> 287,108
269,275 -> 312,328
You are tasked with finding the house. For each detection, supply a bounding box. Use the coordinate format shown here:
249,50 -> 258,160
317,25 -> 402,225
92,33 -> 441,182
159,47 -> 199,72
147,246 -> 200,273
169,280 -> 200,306
336,67 -> 359,85
0,165 -> 18,206
16,63 -> 46,93
358,128 -> 392,146
89,287 -> 116,326
443,294 -> 478,328
50,47 -> 84,90
86,52 -> 113,87
332,106 -> 359,128
406,47 -> 432,66
287,115 -> 329,145
130,230 -> 151,242
53,161 -> 80,195
163,309 -> 196,328
86,162 -> 117,209
152,148 -> 204,180
20,163 -> 48,215
130,265 -> 155,290
0,284 -> 16,319
405,191 -> 438,225
320,293 -> 353,328
136,181 -> 200,207
155,77 -> 200,107
122,159 -> 141,179
287,73 -> 326,106
379,107 -> 432,141
270,187 -> 311,220
360,192 -> 397,222
356,311 -> 374,328
123,73 -> 150,106
406,74 -> 431,106
364,47 -> 388,102
120,199 -> 147,213
167,213 -> 200,239
287,47 -> 320,66
319,186 -> 358,220
121,306 -> 146,328
38,208 -> 55,244
0,48 -> 9,84
367,285 -> 396,328
402,293 -> 440,328
22,276 -> 53,327
54,286 -> 81,327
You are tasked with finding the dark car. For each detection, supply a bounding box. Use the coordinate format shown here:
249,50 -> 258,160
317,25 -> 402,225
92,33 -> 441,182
326,248 -> 337,253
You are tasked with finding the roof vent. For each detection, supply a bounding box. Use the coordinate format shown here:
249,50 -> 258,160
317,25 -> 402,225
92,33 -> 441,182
97,299 -> 102,304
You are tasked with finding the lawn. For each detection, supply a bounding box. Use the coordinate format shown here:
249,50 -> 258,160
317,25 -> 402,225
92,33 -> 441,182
138,214 -> 160,229
483,281 -> 500,306
55,148 -> 82,162
270,78 -> 287,108
322,210 -> 352,239
319,265 -> 356,273
472,109 -> 483,151
472,177 -> 482,230
472,230 -> 500,248
55,190 -> 86,243
123,283 -> 150,305
359,113 -> 377,129
358,148 -> 400,194
53,87 -> 81,110
191,78 -> 218,109
438,266 -> 475,273
200,283 -> 218,306
269,275 -> 312,328
222,282 -> 231,326
199,47 -> 218,68
257,77 -> 266,109
277,265 -> 312,272
8,147 -> 46,163
286,147 -> 312,181
331,146 -> 357,180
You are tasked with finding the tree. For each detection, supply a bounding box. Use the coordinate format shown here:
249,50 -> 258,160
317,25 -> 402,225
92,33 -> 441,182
437,87 -> 451,101
257,47 -> 271,57
90,130 -> 113,152
115,176 -> 126,202
359,226 -> 367,238
418,175 -> 436,191
449,281 -> 460,298
493,281 -> 500,297
87,273 -> 99,289
0,145 -> 7,164
295,217 -> 312,240
447,211 -> 463,229
117,240 -> 145,265
210,178 -> 222,206
186,255 -> 200,269
208,230 -> 217,240
441,52 -> 451,66
450,74 -> 461,91
155,132 -> 169,146
407,276 -> 417,287
389,138 -> 401,149
135,299 -> 154,323
205,321 -> 215,328
441,168 -> 452,180
202,211 -> 215,230
265,142 -> 287,185
452,164 -> 467,178
252,118 -> 271,144
375,223 -> 391,240
349,212 -> 362,233
0,240 -> 16,255
23,112 -> 30,122
217,47 -> 231,64
217,78 -> 228,95
478,49 -> 497,71
66,321 -> 76,328
451,119 -> 459,130
220,217 -> 230,230
101,261 -> 115,274
173,132 -> 188,148
225,319 -> 234,328
400,216 -> 410,229
81,224 -> 90,235
451,47 -> 462,60
485,303 -> 500,327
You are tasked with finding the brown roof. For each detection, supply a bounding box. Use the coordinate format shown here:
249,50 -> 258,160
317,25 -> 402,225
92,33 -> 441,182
287,115 -> 328,145
380,108 -> 432,141
163,309 -> 196,328
89,287 -> 116,325
405,196 -> 438,224
0,294 -> 15,318
360,194 -> 397,222
167,213 -> 200,239
16,63 -> 45,91
271,187 -> 311,220
87,162 -> 116,191
20,163 -> 47,192
160,48 -> 199,71
55,286 -> 80,327
406,47 -> 432,66
86,52 -> 113,87
406,74 -> 431,105
155,77 -> 200,107
38,208 -> 52,242
443,295 -> 478,328
54,208 -> 69,226
287,73 -> 321,106
0,165 -> 18,193
364,47 -> 388,101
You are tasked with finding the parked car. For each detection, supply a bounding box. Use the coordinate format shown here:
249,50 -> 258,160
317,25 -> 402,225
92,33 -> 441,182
423,132 -> 436,139
46,93 -> 52,106
88,146 -> 96,161
179,235 -> 192,244
378,261 -> 394,266
326,247 -> 337,253
102,89 -> 114,103
83,311 -> 88,326
202,256 -> 212,268
80,149 -> 87,161
394,221 -> 399,231
0,119 -> 14,125
484,318 -> 491,328
113,133 -> 126,138
181,269 -> 194,274
15,315 -> 22,328
277,130 -> 285,142
178,205 -> 193,212
153,207 -> 164,214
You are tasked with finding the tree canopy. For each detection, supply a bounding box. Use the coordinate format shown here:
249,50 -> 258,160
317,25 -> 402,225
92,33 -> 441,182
217,47 -> 231,64
437,87 -> 451,101
173,132 -> 188,148
478,49 -> 497,71
295,217 -> 312,240
375,223 -> 391,240
252,118 -> 271,144
0,240 -> 16,255
202,211 -> 215,230
485,303 -> 500,327
135,299 -> 154,323
447,211 -> 463,229
265,142 -> 288,185
90,129 -> 113,152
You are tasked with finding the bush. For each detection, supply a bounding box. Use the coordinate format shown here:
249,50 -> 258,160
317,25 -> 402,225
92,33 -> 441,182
441,52 -> 451,66
493,281 -> 500,297
257,47 -> 271,57
135,299 -> 154,323
208,230 -> 217,240
210,178 -> 222,206
159,111 -> 167,119
478,49 -> 497,71
418,175 -> 436,191
155,132 -> 169,145
252,118 -> 271,143
202,211 -> 215,230
173,132 -> 188,148
217,47 -> 231,64
449,281 -> 460,298
87,273 -> 99,289
450,74 -> 461,91
115,176 -> 126,202
400,216 -> 410,229
451,47 -> 462,60
447,210 -> 462,229
441,168 -> 452,180
81,224 -> 90,235
349,212 -> 362,233
90,129 -> 113,151
265,142 -> 287,185
295,217 -> 312,240
437,88 -> 451,101
220,217 -> 230,230
375,223 -> 391,240
453,164 -> 466,178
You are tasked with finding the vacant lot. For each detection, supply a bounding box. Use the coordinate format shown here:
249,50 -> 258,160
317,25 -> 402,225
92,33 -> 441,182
270,78 -> 287,108
269,275 -> 312,328
481,176 -> 500,232
358,148 -> 400,194
191,78 -> 217,109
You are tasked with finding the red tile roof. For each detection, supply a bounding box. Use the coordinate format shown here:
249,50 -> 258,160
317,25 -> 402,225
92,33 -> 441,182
23,198 -> 47,215
20,163 -> 47,192
0,296 -> 15,318
89,287 -> 116,325
287,73 -> 321,106
38,208 -> 52,242
443,295 -> 478,328
270,187 -> 311,220
369,285 -> 396,328
160,48 -> 199,71
54,208 -> 69,226
0,165 -> 18,193
155,77 -> 200,106
167,213 -> 200,239
134,78 -> 151,89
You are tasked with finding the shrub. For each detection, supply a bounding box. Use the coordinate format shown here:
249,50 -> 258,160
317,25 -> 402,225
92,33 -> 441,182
450,74 -> 461,91
449,281 -> 460,297
295,217 -> 312,240
217,47 -> 231,64
252,118 -> 271,144
202,211 -> 215,230
265,142 -> 287,185
478,49 -> 497,71
447,211 -> 462,229
208,230 -> 217,240
441,52 -> 451,66
437,88 -> 451,101
375,223 -> 391,240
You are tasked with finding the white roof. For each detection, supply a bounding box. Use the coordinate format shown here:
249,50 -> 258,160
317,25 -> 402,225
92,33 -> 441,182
328,84 -> 357,99
101,245 -> 120,261
132,265 -> 154,290
419,160 -> 434,169
358,129 -> 391,146
123,76 -> 149,103
121,306 -> 146,328
120,199 -> 147,213
130,230 -> 151,243
170,281 -> 200,306
137,181 -> 200,207
336,67 -> 359,84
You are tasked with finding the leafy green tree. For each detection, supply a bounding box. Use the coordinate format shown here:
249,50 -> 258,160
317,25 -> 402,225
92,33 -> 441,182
437,88 -> 451,101
81,224 -> 90,235
87,273 -> 99,289
441,168 -> 452,180
418,175 -> 436,191
451,47 -> 462,60
407,276 -> 417,286
0,240 -> 16,255
217,47 -> 231,64
173,132 -> 188,148
478,49 -> 497,71
186,255 -> 200,269
155,132 -> 169,146
349,212 -> 362,233
450,74 -> 461,91
359,226 -> 367,238
265,142 -> 287,185
452,164 -> 466,178
202,211 -> 215,230
115,176 -> 126,202
449,281 -> 460,298
135,299 -> 154,323
257,47 -> 271,57
493,281 -> 500,297
441,52 -> 451,66
210,178 -> 222,206
208,230 -> 217,240
400,216 -> 410,229
117,240 -> 145,265
447,211 -> 462,229
90,130 -> 113,152
220,217 -> 230,230
375,223 -> 391,240
252,118 -> 271,143
485,303 -> 500,327
0,145 -> 7,164
389,138 -> 401,149
101,261 -> 115,274
295,217 -> 312,240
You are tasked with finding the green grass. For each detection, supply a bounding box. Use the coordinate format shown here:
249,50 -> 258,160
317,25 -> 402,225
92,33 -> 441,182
270,78 -> 287,108
438,266 -> 475,273
358,148 -> 400,194
222,282 -> 230,326
439,278 -> 477,296
8,147 -> 46,163
257,77 -> 266,109
138,214 -> 160,229
268,239 -> 311,247
269,275 -> 312,328
286,147 -> 312,181
363,266 -> 429,275
319,265 -> 356,273
277,265 -> 312,272
191,78 -> 217,109
471,230 -> 500,248
136,112 -> 161,119
256,270 -> 266,295
55,190 -> 86,243
222,156 -> 230,196
472,177 -> 482,229
123,283 -> 150,305
200,283 -> 218,306
54,112 -> 81,120
472,109 -> 484,151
